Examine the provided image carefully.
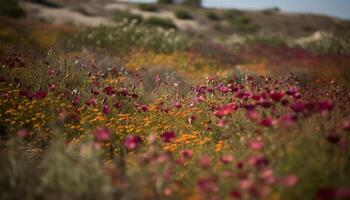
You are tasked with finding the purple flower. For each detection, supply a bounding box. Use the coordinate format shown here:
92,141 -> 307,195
290,101 -> 305,113
102,105 -> 111,114
103,86 -> 115,95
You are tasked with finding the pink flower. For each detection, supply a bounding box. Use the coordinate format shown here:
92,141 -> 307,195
92,127 -> 110,142
214,103 -> 237,118
216,119 -> 226,127
17,128 -> 29,139
248,140 -> 264,150
172,100 -> 182,109
197,176 -> 218,193
278,114 -> 297,127
220,155 -> 234,164
161,131 -> 176,143
198,155 -> 212,168
246,110 -> 260,121
124,135 -> 142,150
281,174 -> 299,187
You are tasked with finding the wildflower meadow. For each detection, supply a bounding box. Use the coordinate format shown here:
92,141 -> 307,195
1,1 -> 350,200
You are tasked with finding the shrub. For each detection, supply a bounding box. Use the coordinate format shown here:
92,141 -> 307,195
0,0 -> 25,18
113,11 -> 143,23
144,17 -> 177,29
175,9 -> 193,20
157,0 -> 174,4
138,3 -> 158,12
303,31 -> 350,55
206,11 -> 220,21
181,0 -> 202,8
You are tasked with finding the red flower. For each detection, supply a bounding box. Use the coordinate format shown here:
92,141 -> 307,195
92,127 -> 111,142
124,135 -> 142,150
161,131 -> 176,143
214,103 -> 237,118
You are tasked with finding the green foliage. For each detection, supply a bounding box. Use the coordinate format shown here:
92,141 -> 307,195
41,139 -> 113,200
138,3 -> 158,12
0,0 -> 25,18
181,0 -> 202,7
206,11 -> 220,21
175,9 -> 193,20
144,16 -> 177,29
67,21 -> 189,53
113,10 -> 143,23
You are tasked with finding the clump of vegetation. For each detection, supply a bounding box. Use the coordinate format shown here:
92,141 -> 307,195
113,10 -> 143,23
224,11 -> 259,33
262,7 -> 281,15
157,0 -> 174,4
206,11 -> 220,21
303,31 -> 350,55
181,0 -> 202,8
175,9 -> 193,20
144,16 -> 177,29
0,0 -> 25,18
138,3 -> 158,12
245,35 -> 286,47
68,21 -> 187,53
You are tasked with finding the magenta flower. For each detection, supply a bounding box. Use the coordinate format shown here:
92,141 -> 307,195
86,98 -> 97,107
118,88 -> 129,96
181,149 -> 193,158
102,105 -> 111,114
161,131 -> 176,143
103,86 -> 116,95
71,96 -> 81,107
290,101 -> 305,113
269,91 -> 285,102
216,119 -> 226,127
47,68 -> 55,77
138,104 -> 149,112
286,87 -> 298,96
197,176 -> 219,193
34,91 -> 47,99
92,127 -> 111,142
260,117 -> 277,127
214,103 -> 237,118
124,135 -> 142,150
